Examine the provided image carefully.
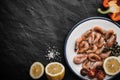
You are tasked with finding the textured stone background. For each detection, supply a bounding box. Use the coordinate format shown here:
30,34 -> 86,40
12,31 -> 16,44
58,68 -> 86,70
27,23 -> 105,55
0,0 -> 120,80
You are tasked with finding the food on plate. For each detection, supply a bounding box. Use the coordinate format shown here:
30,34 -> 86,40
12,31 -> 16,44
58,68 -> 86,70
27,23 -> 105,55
73,54 -> 87,64
96,66 -> 104,71
74,26 -> 116,54
98,0 -> 120,21
91,61 -> 103,69
82,60 -> 90,71
88,68 -> 96,79
80,68 -> 88,76
96,70 -> 106,80
103,56 -> 120,75
45,62 -> 65,80
29,62 -> 44,79
73,26 -> 120,79
118,55 -> 120,60
88,53 -> 101,61
103,42 -> 120,56
78,41 -> 89,53
105,30 -> 117,47
100,51 -> 111,59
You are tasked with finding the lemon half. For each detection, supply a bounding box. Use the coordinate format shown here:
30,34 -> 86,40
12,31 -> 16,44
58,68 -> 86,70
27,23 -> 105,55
103,56 -> 120,75
45,62 -> 65,80
29,62 -> 44,79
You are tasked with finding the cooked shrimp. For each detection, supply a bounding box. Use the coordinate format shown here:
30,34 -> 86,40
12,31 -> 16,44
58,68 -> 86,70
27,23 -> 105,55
75,37 -> 83,52
95,46 -> 105,55
105,30 -> 114,40
92,32 -> 101,43
100,51 -> 111,59
87,44 -> 97,53
107,34 -> 117,47
88,53 -> 101,61
105,30 -> 116,47
88,36 -> 93,44
93,26 -> 105,34
91,61 -> 103,69
96,37 -> 106,48
79,41 -> 89,53
81,29 -> 92,40
73,54 -> 87,64
73,26 -> 118,79
82,60 -> 90,71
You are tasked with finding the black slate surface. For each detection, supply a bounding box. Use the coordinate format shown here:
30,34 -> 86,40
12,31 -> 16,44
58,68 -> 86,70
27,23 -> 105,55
0,0 -> 120,80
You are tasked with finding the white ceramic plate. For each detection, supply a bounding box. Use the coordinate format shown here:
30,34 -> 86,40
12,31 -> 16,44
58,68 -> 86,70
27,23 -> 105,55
64,17 -> 120,80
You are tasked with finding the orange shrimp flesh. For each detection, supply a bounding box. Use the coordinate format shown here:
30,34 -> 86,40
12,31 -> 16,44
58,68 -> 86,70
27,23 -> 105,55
73,54 -> 87,64
79,41 -> 89,53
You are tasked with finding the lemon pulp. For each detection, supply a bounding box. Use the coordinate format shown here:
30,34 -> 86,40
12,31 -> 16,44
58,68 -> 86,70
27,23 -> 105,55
32,64 -> 42,77
47,64 -> 62,74
103,56 -> 120,75
105,58 -> 120,73
45,62 -> 65,80
30,62 -> 44,79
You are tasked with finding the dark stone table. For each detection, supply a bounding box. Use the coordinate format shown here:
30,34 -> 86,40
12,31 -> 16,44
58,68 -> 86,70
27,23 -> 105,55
0,0 -> 120,80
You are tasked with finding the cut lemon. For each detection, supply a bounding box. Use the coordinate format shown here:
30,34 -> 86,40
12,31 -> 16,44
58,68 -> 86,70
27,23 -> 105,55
29,62 -> 44,79
103,56 -> 120,75
45,62 -> 65,80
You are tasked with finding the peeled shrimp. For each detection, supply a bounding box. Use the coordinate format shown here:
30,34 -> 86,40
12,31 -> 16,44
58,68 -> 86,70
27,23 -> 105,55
100,51 -> 111,59
88,53 -> 101,61
79,41 -> 89,53
73,54 -> 87,64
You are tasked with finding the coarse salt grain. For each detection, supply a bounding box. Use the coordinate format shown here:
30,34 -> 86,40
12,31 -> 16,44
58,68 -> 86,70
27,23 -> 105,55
45,46 -> 61,61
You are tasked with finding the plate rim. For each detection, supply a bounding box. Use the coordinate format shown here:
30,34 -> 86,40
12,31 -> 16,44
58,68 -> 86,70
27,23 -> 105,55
64,16 -> 120,80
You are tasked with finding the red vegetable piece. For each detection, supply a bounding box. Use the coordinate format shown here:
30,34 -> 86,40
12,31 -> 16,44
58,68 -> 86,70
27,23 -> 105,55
88,68 -> 96,79
96,70 -> 106,80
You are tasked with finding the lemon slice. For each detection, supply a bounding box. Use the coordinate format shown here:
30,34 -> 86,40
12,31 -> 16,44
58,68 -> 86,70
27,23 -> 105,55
103,56 -> 120,75
45,62 -> 65,80
29,62 -> 44,79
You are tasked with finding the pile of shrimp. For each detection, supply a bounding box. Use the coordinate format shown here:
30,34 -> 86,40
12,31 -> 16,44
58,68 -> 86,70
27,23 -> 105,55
73,26 -> 117,71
